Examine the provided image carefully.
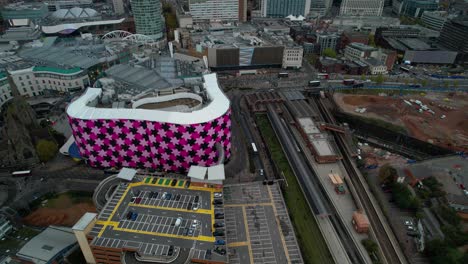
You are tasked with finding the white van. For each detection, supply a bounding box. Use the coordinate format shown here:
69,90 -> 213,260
175,217 -> 182,227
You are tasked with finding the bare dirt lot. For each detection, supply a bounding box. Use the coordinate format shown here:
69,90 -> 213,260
334,92 -> 468,152
24,193 -> 96,227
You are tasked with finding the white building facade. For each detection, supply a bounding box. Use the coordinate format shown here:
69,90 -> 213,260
189,0 -> 239,22
340,0 -> 384,16
9,67 -> 89,98
421,11 -> 452,32
282,47 -> 304,69
112,0 -> 125,15
0,75 -> 13,109
0,216 -> 12,240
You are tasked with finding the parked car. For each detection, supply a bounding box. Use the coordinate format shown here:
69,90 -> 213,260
185,181 -> 191,188
174,217 -> 182,227
131,212 -> 138,221
135,197 -> 142,204
188,229 -> 194,236
214,240 -> 225,245
205,249 -> 212,259
161,192 -> 167,199
187,202 -> 193,210
214,222 -> 224,228
171,179 -> 177,186
168,245 -> 174,256
215,213 -> 224,219
183,228 -> 189,236
152,192 -> 159,198
166,193 -> 172,200
148,191 -> 154,198
213,199 -> 223,205
214,247 -> 226,255
192,204 -> 199,211
130,197 -> 136,203
126,211 -> 133,220
213,231 -> 224,236
214,192 -> 222,198
194,196 -> 200,203
175,194 -> 181,201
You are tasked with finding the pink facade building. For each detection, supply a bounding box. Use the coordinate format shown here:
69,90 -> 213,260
66,74 -> 231,172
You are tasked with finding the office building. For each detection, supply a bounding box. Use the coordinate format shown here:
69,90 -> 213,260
283,46 -> 304,69
340,0 -> 384,16
262,0 -> 307,18
8,66 -> 90,98
393,0 -> 438,18
0,2 -> 49,20
131,0 -> 164,40
0,216 -> 12,240
189,0 -> 244,22
309,0 -> 332,17
344,42 -> 377,61
44,0 -> 93,12
16,226 -> 77,264
316,32 -> 339,55
438,16 -> 468,61
421,11 -> 454,32
112,0 -> 125,15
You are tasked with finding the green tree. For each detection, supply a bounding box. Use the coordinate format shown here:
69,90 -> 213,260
360,74 -> 366,81
375,74 -> 385,84
453,80 -> 459,88
425,239 -> 464,264
36,140 -> 58,162
322,48 -> 337,58
378,164 -> 397,184
391,182 -> 421,211
420,79 -> 428,87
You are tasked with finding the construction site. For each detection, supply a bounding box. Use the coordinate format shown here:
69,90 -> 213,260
334,93 -> 468,152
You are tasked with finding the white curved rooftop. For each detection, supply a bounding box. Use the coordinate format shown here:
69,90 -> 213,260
52,7 -> 98,19
67,73 -> 230,124
42,18 -> 125,34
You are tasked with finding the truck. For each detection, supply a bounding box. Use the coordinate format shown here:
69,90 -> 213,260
328,173 -> 346,194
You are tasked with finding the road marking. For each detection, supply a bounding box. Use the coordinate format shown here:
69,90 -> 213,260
128,203 -> 213,215
228,241 -> 249,247
242,207 -> 254,264
224,202 -> 273,207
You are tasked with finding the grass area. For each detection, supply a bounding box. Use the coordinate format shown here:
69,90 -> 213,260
255,114 -> 333,264
42,191 -> 93,209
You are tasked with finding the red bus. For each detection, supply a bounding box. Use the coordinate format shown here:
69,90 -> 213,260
317,73 -> 329,80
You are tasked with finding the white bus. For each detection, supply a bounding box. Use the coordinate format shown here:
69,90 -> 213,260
11,170 -> 31,177
251,143 -> 258,153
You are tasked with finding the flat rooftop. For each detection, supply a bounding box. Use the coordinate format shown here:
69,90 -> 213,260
90,176 -> 226,262
297,117 -> 336,157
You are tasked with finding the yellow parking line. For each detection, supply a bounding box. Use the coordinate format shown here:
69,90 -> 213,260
242,207 -> 254,264
228,241 -> 249,247
115,226 -> 216,242
267,185 -> 290,263
224,203 -> 273,207
128,203 -> 213,215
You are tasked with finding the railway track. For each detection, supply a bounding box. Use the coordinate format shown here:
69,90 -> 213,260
266,105 -> 366,264
314,97 -> 407,264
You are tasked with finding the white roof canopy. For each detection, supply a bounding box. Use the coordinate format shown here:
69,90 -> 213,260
188,166 -> 207,180
117,168 -> 137,181
208,164 -> 225,180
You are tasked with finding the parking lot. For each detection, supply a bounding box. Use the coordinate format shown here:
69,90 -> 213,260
93,176 -> 228,262
223,182 -> 304,264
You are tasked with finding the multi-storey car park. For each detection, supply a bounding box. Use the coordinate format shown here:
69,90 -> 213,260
66,73 -> 231,173
73,172 -> 227,263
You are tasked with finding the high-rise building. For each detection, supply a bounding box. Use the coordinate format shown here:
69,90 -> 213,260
309,0 -> 332,16
420,11 -> 455,32
189,0 -> 244,22
112,0 -> 125,15
261,0 -> 307,18
438,16 -> 468,61
339,0 -> 384,16
316,32 -> 339,55
392,0 -> 438,18
131,0 -> 164,40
